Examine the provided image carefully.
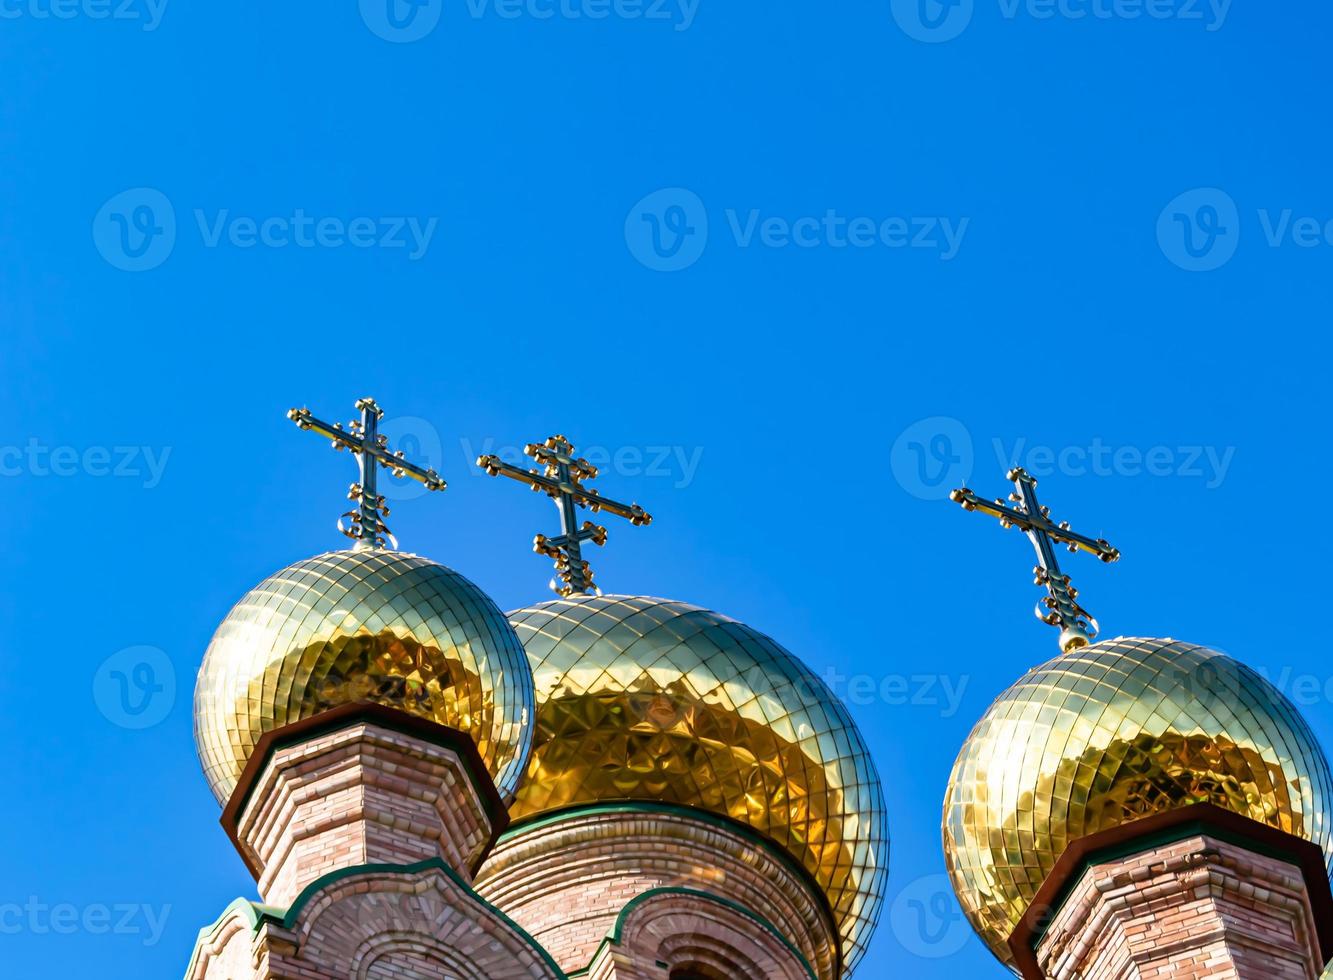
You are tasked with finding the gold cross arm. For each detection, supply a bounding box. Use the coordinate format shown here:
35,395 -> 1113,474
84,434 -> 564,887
949,487 -> 1119,563
477,454 -> 651,526
289,406 -> 446,491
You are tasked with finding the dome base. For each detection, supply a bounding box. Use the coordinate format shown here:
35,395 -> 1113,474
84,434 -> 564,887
222,703 -> 508,907
474,802 -> 839,980
1010,804 -> 1333,979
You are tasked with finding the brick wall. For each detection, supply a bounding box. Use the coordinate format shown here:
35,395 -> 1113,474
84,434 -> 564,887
1034,834 -> 1326,979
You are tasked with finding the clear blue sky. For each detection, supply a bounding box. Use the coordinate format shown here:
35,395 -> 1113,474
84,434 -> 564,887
3,2 -> 1332,976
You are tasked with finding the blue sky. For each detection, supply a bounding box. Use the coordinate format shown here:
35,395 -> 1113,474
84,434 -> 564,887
3,1 -> 1333,976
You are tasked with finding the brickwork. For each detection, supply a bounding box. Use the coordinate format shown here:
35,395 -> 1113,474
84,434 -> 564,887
474,807 -> 838,979
233,721 -> 496,907
187,864 -> 561,980
582,888 -> 815,980
1033,834 -> 1327,979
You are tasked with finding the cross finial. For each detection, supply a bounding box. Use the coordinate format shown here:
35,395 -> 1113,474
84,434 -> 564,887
950,467 -> 1120,653
287,397 -> 446,550
478,434 -> 652,596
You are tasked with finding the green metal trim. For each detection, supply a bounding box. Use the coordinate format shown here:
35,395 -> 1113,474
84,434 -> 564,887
582,886 -> 816,980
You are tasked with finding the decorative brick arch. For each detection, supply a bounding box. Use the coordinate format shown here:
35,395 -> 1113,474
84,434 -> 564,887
284,863 -> 561,980
591,887 -> 816,980
188,861 -> 565,980
353,932 -> 484,980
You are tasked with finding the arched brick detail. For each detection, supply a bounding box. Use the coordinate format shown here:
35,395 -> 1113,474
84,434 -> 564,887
185,902 -> 267,980
189,863 -> 563,980
352,932 -> 486,979
476,805 -> 838,979
621,889 -> 813,980
280,864 -> 559,979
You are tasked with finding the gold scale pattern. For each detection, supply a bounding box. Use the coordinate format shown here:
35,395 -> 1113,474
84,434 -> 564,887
194,549 -> 535,805
506,594 -> 889,975
944,636 -> 1333,967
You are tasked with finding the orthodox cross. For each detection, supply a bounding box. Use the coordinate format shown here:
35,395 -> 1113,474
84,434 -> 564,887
950,467 -> 1120,652
478,434 -> 652,596
288,397 -> 446,550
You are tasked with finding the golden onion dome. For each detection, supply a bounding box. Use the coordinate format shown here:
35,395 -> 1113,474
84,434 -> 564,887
943,636 -> 1333,968
194,548 -> 535,805
506,593 -> 889,975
